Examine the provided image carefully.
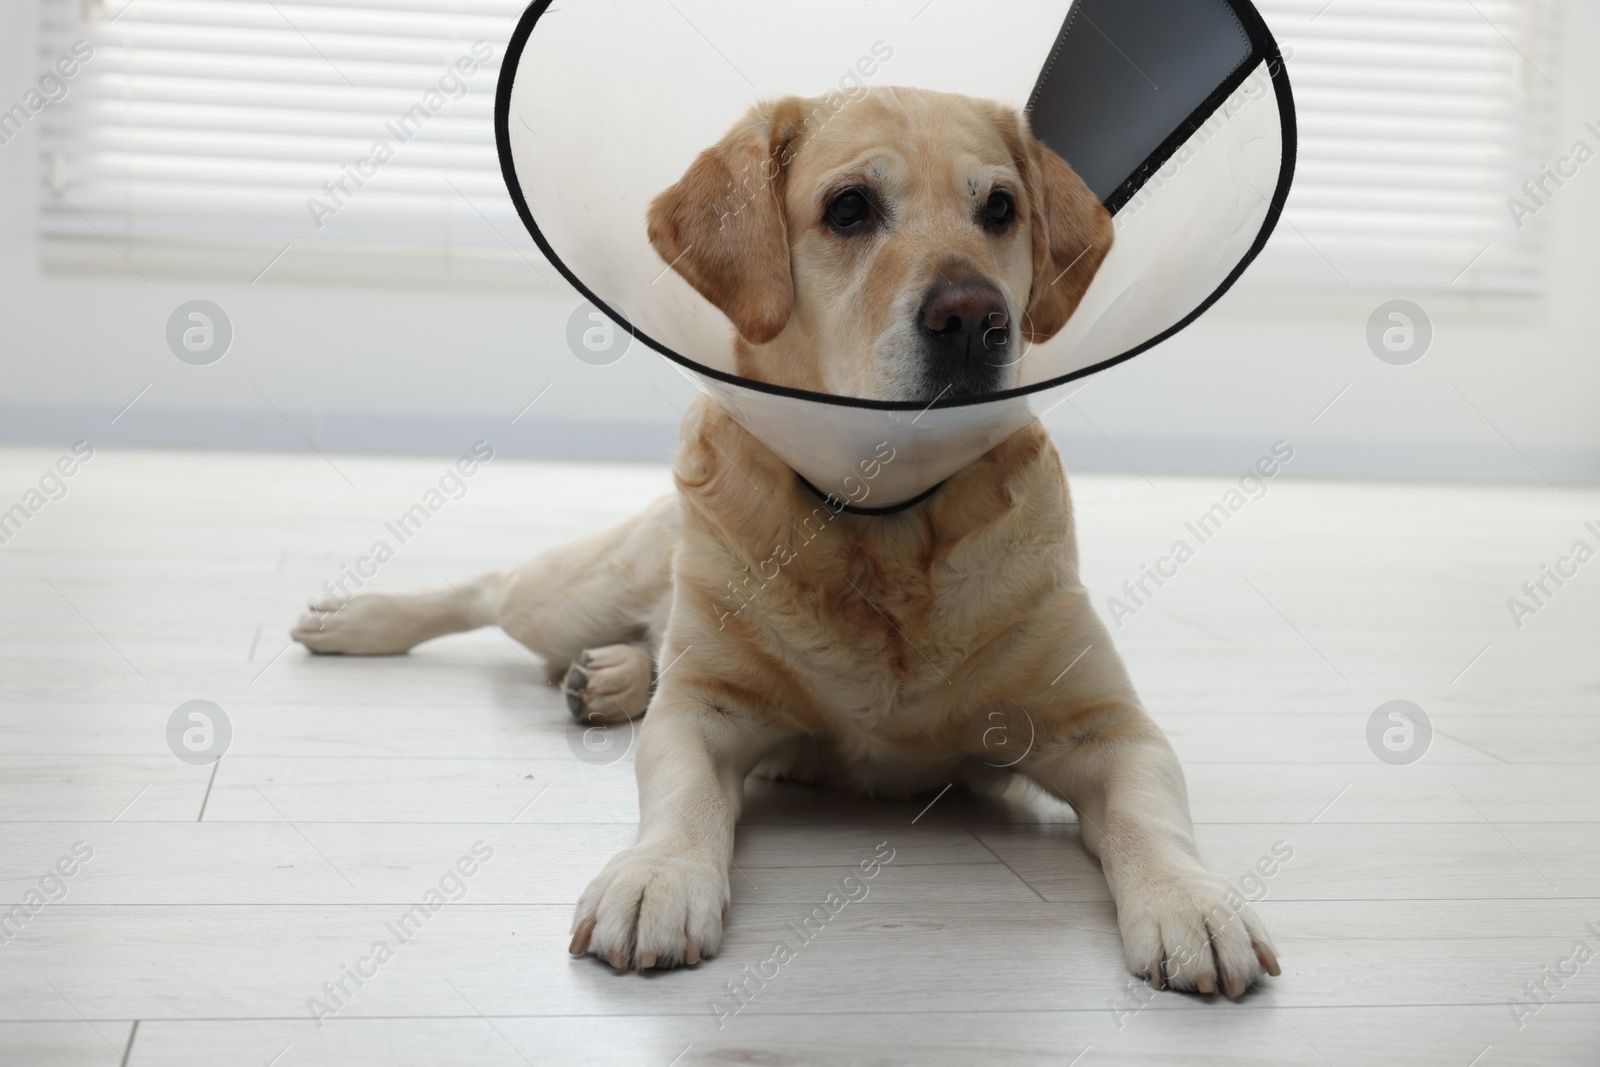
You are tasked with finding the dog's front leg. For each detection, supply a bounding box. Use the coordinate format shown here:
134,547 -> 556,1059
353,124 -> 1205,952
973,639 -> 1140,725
1024,709 -> 1281,998
569,681 -> 778,971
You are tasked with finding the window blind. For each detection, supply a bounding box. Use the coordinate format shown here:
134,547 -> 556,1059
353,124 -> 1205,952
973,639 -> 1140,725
33,0 -> 549,286
1246,0 -> 1561,300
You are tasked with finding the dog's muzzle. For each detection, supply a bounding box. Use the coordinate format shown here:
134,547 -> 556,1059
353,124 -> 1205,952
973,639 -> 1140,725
916,278 -> 1011,400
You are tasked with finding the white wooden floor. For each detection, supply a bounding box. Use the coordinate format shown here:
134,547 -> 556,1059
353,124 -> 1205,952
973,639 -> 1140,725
1,446 -> 1597,1067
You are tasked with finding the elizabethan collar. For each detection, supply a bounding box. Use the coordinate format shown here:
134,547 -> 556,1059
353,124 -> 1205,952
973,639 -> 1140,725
497,0 -> 1295,507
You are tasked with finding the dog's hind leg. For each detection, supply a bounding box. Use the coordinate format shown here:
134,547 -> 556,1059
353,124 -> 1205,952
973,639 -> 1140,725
291,495 -> 678,720
291,570 -> 513,657
500,494 -> 678,723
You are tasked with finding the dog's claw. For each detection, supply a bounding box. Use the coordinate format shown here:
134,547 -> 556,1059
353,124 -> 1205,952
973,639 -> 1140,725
569,920 -> 595,956
685,944 -> 701,965
1255,940 -> 1281,978
562,658 -> 590,719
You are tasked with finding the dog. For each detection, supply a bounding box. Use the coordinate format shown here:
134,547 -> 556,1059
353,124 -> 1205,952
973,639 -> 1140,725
292,86 -> 1280,998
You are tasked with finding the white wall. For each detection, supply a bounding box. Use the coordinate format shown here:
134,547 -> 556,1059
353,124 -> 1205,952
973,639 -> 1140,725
2,0 -> 1596,483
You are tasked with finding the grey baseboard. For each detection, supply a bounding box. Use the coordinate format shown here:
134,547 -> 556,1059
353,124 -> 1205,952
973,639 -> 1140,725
1,403 -> 1596,484
0,402 -> 683,465
1047,432 -> 1600,486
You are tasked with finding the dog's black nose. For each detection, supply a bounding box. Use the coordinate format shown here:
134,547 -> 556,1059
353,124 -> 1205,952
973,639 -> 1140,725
917,279 -> 1009,398
920,280 -> 1008,348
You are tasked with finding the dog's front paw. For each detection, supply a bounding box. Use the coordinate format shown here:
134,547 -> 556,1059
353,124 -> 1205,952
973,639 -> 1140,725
1116,867 -> 1280,999
569,845 -> 728,971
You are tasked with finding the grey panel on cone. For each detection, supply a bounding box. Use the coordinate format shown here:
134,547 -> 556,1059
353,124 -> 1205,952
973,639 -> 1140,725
1027,0 -> 1253,204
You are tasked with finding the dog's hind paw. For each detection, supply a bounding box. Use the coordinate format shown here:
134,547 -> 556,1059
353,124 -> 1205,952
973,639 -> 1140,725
291,592 -> 432,655
561,644 -> 652,724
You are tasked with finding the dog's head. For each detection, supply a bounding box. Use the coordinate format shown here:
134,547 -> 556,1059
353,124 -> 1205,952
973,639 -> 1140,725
647,86 -> 1113,402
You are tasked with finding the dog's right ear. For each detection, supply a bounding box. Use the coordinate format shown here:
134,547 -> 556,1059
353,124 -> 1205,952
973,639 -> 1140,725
647,98 -> 807,346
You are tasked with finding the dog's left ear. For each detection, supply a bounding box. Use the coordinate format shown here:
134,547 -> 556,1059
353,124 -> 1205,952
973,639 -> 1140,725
647,97 -> 809,345
1013,121 -> 1115,344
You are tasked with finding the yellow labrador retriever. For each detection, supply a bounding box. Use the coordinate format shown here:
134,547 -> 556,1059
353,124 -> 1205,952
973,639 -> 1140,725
293,87 -> 1280,998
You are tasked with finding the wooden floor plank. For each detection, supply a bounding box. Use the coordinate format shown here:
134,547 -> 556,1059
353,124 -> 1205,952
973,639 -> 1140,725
0,1022 -> 133,1067
3,901 -> 1600,1021
118,1008 -> 1599,1067
5,701 -> 1599,764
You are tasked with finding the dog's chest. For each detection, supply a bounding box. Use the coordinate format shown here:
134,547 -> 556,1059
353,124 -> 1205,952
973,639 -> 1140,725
678,405 -> 1072,748
760,511 -> 1056,741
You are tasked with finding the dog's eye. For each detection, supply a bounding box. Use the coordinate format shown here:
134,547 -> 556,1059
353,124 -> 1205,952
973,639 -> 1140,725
825,189 -> 874,234
983,190 -> 1015,230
